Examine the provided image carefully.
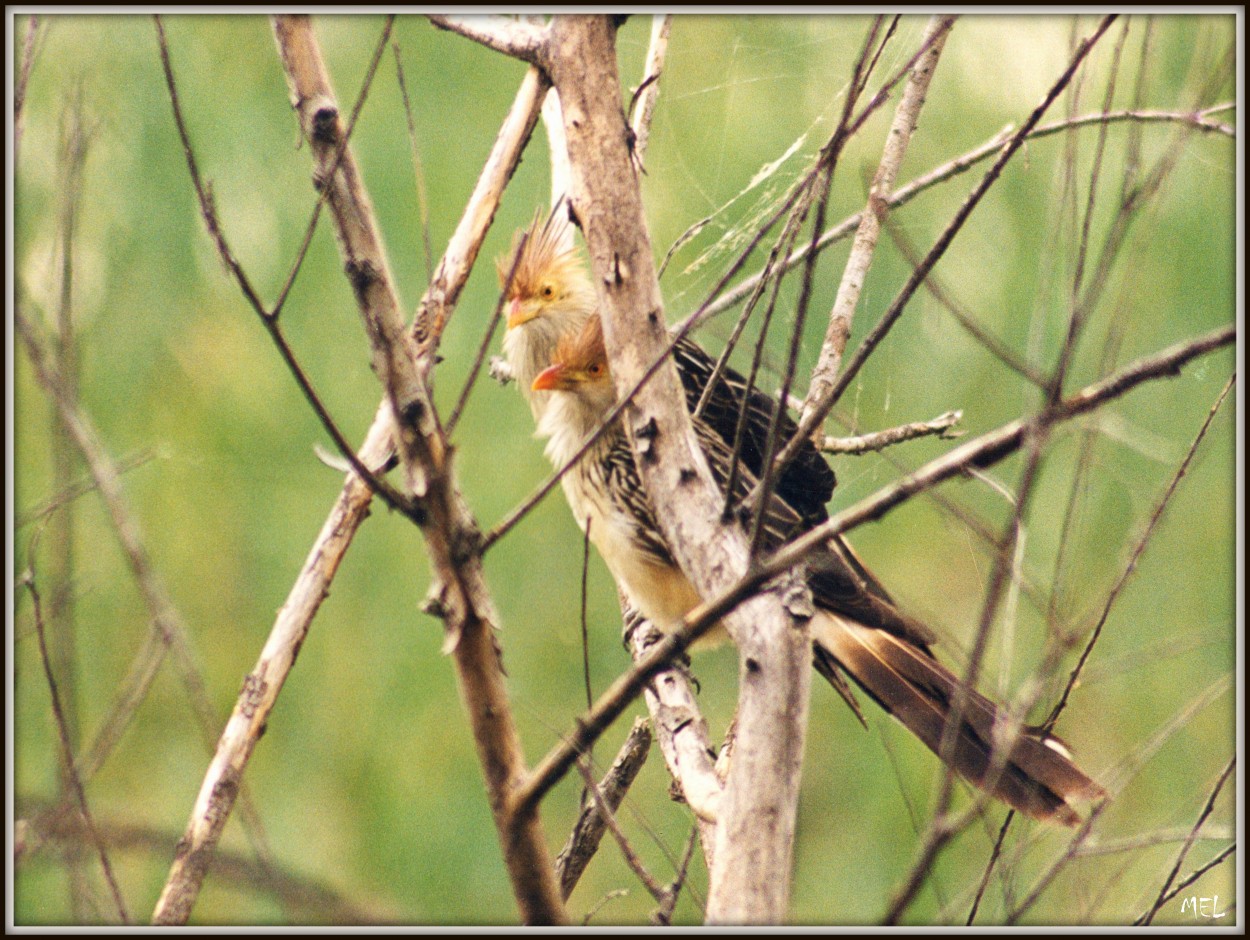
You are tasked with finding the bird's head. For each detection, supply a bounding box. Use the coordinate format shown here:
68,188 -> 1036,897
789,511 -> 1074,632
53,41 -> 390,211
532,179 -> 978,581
531,315 -> 615,415
498,210 -> 596,332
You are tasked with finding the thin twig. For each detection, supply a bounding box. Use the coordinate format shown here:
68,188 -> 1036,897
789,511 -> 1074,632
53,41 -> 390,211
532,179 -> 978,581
1139,757 -> 1236,925
627,15 -> 672,169
154,15 -> 415,521
391,38 -> 435,282
445,232 -> 528,435
17,449 -> 158,529
574,759 -> 668,904
19,536 -> 130,924
579,518 -> 594,713
1148,844 -> 1237,913
882,217 -> 1049,389
652,824 -> 700,925
820,411 -> 963,454
1045,374 -> 1236,730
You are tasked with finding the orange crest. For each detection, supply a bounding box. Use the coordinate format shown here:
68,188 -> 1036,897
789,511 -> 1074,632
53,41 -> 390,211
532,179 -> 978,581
552,314 -> 608,377
497,206 -> 587,301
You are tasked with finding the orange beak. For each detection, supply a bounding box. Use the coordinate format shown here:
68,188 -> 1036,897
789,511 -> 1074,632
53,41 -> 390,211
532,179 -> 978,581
531,363 -> 566,392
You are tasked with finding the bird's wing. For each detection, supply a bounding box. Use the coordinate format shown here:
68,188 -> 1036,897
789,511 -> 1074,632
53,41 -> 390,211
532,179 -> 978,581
689,417 -> 935,649
672,336 -> 836,529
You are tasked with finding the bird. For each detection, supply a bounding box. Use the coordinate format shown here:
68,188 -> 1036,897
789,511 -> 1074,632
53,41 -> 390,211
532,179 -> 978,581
498,207 -> 836,530
531,314 -> 1105,826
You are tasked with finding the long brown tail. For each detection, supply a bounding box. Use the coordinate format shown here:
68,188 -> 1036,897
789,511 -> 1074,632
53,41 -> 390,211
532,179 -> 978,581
811,612 -> 1104,826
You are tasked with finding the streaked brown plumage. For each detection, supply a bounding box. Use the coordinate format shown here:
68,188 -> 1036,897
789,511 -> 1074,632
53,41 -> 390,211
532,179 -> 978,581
533,316 -> 1104,826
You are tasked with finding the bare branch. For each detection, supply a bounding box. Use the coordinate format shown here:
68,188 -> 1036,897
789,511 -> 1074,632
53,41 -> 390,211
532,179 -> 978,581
270,15 -> 565,926
542,16 -> 811,922
413,68 -> 551,359
427,14 -> 547,63
556,717 -> 652,900
390,38 -> 435,282
819,410 -> 963,455
1140,758 -> 1236,925
802,14 -> 955,429
149,405 -> 393,927
18,544 -> 130,924
1147,844 -> 1237,914
573,756 -> 668,904
627,15 -> 672,169
882,218 -> 1048,388
626,611 -> 722,847
153,17 -> 564,926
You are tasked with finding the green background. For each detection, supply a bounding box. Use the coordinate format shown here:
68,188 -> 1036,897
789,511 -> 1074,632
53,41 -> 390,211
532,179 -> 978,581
11,13 -> 1238,926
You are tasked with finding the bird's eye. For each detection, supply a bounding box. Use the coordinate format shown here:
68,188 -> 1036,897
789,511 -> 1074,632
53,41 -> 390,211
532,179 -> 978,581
540,284 -> 555,299
588,362 -> 603,377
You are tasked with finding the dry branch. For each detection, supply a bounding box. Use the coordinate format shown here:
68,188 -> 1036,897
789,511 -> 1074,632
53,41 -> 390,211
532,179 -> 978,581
556,717 -> 653,900
427,14 -> 546,63
802,14 -> 954,429
153,16 -> 563,926
540,16 -> 812,923
820,411 -> 963,454
537,11 -> 720,868
270,15 -> 564,925
18,545 -> 129,924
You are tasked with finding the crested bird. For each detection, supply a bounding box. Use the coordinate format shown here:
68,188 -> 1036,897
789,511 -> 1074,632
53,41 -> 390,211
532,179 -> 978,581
532,315 -> 1104,826
498,208 -> 836,530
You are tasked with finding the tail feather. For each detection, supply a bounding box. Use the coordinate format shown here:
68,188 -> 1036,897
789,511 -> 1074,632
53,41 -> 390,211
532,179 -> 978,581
811,612 -> 1104,826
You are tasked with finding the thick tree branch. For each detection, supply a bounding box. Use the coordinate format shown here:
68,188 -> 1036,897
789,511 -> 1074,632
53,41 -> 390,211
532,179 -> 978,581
269,15 -> 564,926
427,14 -> 547,63
153,17 -> 564,926
555,717 -> 652,900
539,12 -> 720,863
540,16 -> 811,923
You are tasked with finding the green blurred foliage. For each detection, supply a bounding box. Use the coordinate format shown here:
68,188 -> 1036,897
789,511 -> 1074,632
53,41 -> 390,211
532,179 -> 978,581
11,13 -> 1237,927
